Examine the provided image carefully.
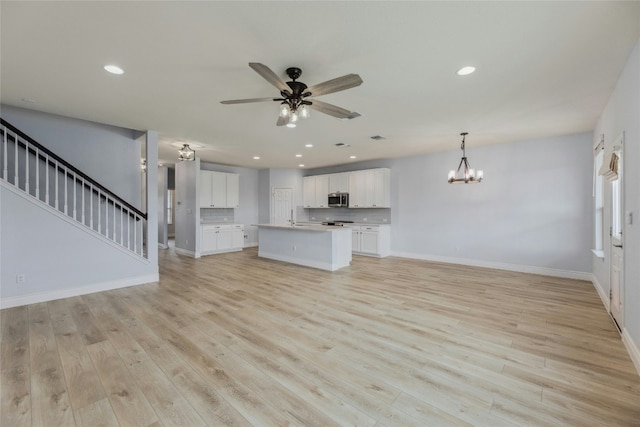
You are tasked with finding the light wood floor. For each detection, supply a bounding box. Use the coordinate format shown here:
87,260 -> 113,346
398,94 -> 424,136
2,247 -> 639,426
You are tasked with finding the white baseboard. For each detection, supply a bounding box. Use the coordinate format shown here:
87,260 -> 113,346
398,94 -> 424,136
622,328 -> 640,376
174,247 -> 197,258
258,251 -> 347,271
0,273 -> 159,309
244,242 -> 258,248
391,251 -> 592,280
590,273 -> 610,311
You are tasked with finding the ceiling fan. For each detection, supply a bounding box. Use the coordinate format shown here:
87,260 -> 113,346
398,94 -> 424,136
220,63 -> 363,127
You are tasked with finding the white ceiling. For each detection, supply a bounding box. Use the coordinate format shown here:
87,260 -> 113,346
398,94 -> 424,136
2,1 -> 639,169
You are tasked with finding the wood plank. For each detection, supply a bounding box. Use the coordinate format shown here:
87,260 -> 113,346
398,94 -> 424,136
28,303 -> 75,426
0,366 -> 31,427
0,306 -> 31,426
86,340 -> 159,426
76,398 -> 119,427
54,332 -> 106,411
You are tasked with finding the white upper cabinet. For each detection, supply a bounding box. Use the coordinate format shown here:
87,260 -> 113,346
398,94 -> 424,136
328,173 -> 349,193
303,175 -> 330,208
348,168 -> 390,208
348,170 -> 368,208
315,175 -> 329,207
200,170 -> 240,208
303,176 -> 316,208
370,168 -> 390,208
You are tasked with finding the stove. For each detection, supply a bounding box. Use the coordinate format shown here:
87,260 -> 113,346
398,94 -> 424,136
321,220 -> 354,226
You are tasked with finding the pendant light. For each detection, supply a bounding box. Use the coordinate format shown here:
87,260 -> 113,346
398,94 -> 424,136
178,144 -> 195,161
448,132 -> 483,184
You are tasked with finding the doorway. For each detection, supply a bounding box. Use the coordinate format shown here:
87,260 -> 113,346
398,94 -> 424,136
272,188 -> 293,225
610,133 -> 624,330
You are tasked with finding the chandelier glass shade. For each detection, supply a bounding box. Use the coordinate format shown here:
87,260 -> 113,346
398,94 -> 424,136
178,144 -> 195,161
448,132 -> 483,184
280,100 -> 310,128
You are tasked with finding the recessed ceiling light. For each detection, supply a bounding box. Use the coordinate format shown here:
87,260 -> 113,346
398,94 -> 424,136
295,154 -> 302,158
286,123 -> 297,128
104,64 -> 124,75
457,66 -> 476,76
350,156 -> 357,159
253,156 -> 260,160
305,144 -> 313,148
299,164 -> 305,167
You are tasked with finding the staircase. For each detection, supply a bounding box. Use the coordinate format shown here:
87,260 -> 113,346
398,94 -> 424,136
1,118 -> 147,258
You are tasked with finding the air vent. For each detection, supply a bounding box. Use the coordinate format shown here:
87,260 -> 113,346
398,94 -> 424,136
370,135 -> 386,141
335,143 -> 351,148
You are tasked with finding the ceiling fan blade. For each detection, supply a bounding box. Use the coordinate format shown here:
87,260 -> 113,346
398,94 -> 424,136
276,115 -> 288,126
220,97 -> 278,104
249,63 -> 291,93
305,74 -> 363,97
308,99 -> 352,119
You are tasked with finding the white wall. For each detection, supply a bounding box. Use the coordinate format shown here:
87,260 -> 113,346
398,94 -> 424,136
1,182 -> 157,308
1,105 -> 142,208
158,166 -> 168,248
593,38 -> 640,367
311,132 -> 593,276
174,158 -> 200,254
254,168 -> 304,227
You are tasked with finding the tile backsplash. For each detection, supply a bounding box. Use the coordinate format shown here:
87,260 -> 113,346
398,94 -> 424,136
304,207 -> 391,224
200,208 -> 235,223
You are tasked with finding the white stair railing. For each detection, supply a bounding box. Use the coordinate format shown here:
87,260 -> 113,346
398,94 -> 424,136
1,119 -> 146,258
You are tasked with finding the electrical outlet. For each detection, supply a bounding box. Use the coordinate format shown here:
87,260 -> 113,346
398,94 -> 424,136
292,245 -> 297,251
16,274 -> 25,284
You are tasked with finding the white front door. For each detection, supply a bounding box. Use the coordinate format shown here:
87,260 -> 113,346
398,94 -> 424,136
610,135 -> 624,329
272,188 -> 293,225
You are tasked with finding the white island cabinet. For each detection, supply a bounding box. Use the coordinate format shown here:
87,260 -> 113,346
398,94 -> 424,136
200,224 -> 244,256
256,224 -> 352,271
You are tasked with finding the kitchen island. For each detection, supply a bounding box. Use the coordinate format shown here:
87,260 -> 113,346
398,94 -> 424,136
255,224 -> 352,271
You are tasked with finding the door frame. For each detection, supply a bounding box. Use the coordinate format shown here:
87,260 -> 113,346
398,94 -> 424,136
609,133 -> 624,329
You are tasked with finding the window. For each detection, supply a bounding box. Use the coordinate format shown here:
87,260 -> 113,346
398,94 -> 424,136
611,151 -> 622,239
594,148 -> 604,254
167,189 -> 174,225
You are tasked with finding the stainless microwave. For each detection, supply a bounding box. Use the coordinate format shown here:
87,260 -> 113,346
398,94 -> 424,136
328,192 -> 349,208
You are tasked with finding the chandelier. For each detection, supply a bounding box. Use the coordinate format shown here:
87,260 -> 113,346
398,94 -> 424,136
178,144 -> 195,161
279,100 -> 310,128
448,132 -> 483,184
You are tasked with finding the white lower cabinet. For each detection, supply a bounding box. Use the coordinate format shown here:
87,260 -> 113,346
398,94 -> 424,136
200,224 -> 244,256
351,225 -> 390,257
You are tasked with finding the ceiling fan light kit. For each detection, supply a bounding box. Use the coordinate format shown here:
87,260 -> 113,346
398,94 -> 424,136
448,132 -> 483,184
221,63 -> 362,127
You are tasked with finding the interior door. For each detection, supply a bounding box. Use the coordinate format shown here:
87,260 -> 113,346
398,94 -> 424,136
610,135 -> 624,329
272,188 -> 293,225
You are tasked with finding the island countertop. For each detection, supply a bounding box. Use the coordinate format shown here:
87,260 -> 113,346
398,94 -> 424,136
253,224 -> 345,232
